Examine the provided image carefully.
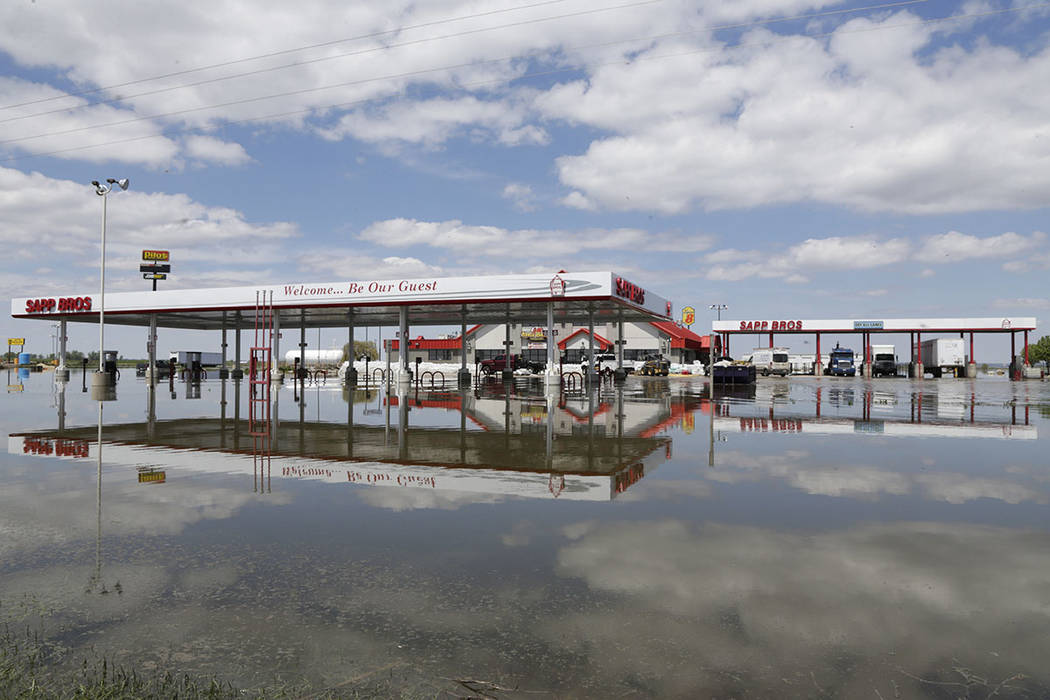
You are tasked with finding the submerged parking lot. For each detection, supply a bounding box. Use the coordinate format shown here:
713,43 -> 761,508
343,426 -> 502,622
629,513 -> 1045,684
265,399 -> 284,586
2,370 -> 1049,698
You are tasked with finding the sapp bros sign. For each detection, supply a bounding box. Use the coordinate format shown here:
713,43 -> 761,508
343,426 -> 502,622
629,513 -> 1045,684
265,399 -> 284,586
615,277 -> 645,305
739,320 -> 803,331
24,296 -> 93,313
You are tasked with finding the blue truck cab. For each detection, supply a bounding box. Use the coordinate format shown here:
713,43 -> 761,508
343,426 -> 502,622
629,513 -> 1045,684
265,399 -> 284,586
826,344 -> 857,377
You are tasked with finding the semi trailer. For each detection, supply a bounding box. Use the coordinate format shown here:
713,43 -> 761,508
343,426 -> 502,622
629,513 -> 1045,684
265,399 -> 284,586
919,338 -> 966,378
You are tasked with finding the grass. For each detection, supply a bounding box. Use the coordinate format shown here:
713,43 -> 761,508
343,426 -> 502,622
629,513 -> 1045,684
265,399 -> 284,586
0,619 -> 426,700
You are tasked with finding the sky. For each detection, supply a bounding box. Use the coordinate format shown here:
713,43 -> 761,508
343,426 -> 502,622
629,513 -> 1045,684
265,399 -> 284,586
1,0 -> 1048,359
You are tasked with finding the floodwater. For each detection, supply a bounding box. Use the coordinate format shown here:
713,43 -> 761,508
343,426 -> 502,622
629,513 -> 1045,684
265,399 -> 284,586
2,368 -> 1049,698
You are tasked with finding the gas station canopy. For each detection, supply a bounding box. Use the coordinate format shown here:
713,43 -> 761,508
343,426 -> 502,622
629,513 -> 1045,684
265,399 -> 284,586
11,271 -> 673,330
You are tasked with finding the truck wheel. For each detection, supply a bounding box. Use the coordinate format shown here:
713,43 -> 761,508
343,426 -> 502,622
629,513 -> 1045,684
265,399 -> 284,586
482,365 -> 492,376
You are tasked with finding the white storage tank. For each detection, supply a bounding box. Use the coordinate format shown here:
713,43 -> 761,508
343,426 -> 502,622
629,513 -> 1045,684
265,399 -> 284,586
284,349 -> 344,366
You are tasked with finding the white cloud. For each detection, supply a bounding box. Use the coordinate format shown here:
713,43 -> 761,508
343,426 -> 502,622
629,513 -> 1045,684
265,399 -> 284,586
357,218 -> 714,259
704,234 -> 909,282
318,96 -> 548,148
183,135 -> 253,166
296,251 -> 444,279
0,167 -> 298,297
705,229 -> 1049,283
546,14 -> 1050,214
915,230 -> 1045,263
992,297 -> 1050,310
502,183 -> 536,212
560,191 -> 597,211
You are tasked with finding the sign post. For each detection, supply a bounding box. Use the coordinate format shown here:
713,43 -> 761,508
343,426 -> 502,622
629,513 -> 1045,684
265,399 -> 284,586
140,250 -> 170,291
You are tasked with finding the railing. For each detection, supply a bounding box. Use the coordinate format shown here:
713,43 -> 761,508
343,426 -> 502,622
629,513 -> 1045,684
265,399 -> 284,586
561,371 -> 583,390
419,370 -> 445,389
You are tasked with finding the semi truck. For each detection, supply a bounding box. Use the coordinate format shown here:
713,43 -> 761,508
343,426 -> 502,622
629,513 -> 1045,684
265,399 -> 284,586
748,347 -> 791,376
919,338 -> 966,378
871,344 -> 897,377
825,344 -> 856,376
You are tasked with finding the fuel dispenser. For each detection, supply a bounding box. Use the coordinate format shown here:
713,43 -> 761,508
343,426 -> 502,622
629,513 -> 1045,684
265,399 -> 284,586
102,350 -> 119,382
186,351 -> 204,381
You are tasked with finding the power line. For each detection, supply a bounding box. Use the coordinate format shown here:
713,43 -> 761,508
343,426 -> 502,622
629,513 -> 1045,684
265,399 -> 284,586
0,0 -> 924,127
3,0 -> 1042,163
0,0 -> 578,112
0,0 -> 663,126
0,0 -> 931,146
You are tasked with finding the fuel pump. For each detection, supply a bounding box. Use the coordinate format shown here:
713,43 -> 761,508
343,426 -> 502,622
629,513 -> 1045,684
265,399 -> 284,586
102,350 -> 119,383
187,351 -> 203,381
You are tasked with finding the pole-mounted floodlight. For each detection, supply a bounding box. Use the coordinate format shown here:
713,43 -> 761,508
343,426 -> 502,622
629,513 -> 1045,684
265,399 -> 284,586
709,303 -> 728,321
92,178 -> 130,383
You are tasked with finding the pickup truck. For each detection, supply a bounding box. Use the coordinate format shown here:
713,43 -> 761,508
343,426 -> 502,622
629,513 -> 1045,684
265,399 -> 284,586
479,354 -> 543,375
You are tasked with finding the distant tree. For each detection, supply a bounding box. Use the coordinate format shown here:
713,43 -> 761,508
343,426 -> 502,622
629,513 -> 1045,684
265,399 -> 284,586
1028,335 -> 1050,370
343,341 -> 378,362
979,362 -> 989,375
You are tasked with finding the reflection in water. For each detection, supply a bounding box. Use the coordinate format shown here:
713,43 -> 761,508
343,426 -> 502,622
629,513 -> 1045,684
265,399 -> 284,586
13,380 -> 687,502
2,374 -> 1048,697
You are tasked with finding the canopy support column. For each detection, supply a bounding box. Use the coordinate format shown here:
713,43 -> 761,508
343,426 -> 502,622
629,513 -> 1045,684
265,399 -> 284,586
966,331 -> 977,378
233,312 -> 243,379
399,306 -> 411,386
56,320 -> 70,381
814,332 -> 821,376
219,312 -> 229,378
345,309 -> 357,385
272,311 -> 282,382
459,305 -> 471,387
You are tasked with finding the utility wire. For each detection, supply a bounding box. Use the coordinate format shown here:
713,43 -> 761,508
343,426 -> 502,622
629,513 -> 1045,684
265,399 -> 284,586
0,0 -> 579,112
2,0 -> 1043,163
0,0 -> 932,144
0,0 -> 923,127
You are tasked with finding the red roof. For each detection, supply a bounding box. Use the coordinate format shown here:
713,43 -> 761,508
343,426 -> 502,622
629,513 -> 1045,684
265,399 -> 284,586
650,321 -> 710,350
556,328 -> 612,351
390,324 -> 483,351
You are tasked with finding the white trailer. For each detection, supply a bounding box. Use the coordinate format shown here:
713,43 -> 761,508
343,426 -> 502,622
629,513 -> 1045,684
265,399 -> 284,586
284,349 -> 344,366
168,351 -> 223,366
919,338 -> 966,378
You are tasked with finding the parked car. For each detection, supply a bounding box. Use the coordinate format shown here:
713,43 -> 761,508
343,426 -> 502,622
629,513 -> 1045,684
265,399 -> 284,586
637,356 -> 670,376
480,354 -> 543,375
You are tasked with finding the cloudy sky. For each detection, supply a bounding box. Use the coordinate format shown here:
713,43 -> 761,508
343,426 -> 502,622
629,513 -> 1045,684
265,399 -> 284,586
1,0 -> 1048,354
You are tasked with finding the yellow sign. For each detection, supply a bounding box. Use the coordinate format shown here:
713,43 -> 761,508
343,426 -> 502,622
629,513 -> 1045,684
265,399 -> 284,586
142,249 -> 170,261
8,338 -> 25,346
7,385 -> 24,393
137,469 -> 166,484
681,306 -> 695,326
520,328 -> 546,341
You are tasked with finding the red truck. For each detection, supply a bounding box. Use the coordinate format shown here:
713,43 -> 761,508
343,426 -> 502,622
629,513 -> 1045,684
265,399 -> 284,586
479,354 -> 543,375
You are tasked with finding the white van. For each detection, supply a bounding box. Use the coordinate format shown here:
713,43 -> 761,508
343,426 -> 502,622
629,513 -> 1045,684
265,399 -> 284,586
749,347 -> 791,376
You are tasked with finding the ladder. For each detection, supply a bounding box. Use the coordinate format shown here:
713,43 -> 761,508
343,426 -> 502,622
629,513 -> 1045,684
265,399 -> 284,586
249,290 -> 273,492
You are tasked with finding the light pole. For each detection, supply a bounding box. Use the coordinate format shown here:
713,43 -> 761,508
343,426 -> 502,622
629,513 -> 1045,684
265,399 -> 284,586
709,303 -> 728,321
91,178 -> 129,383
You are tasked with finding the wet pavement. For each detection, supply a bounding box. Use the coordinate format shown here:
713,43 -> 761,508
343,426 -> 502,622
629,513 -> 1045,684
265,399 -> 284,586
2,368 -> 1048,697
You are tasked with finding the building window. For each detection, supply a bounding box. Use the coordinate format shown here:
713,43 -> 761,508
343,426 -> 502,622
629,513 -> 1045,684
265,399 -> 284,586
521,349 -> 546,364
475,349 -> 502,362
428,349 -> 453,361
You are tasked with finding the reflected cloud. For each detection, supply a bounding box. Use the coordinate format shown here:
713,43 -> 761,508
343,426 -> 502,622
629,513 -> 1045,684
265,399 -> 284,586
711,450 -> 1047,504
554,518 -> 1050,695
